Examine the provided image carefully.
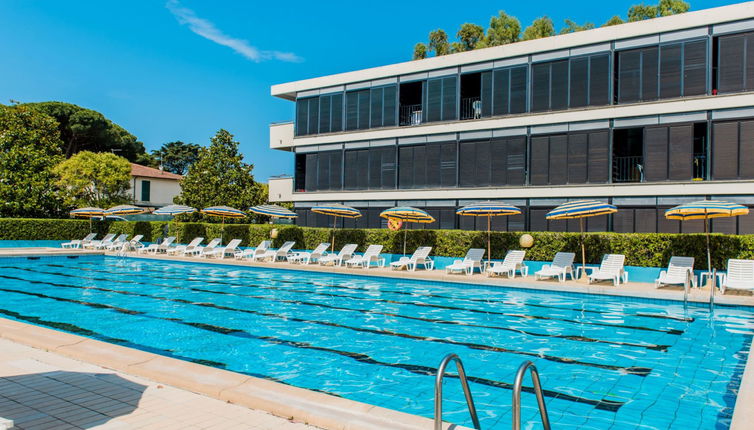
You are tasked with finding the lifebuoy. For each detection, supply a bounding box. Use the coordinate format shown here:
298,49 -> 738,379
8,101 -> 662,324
388,218 -> 403,231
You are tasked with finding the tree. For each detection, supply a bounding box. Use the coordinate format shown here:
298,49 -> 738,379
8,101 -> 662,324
485,11 -> 521,46
560,19 -> 595,34
456,23 -> 485,51
523,17 -> 555,41
628,4 -> 658,21
657,0 -> 690,16
21,101 -> 149,162
174,129 -> 264,222
54,151 -> 132,209
412,43 -> 428,60
0,104 -> 66,218
428,29 -> 451,56
603,15 -> 625,26
152,141 -> 200,175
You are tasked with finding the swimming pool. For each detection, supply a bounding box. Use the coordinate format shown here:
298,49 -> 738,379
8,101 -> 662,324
0,255 -> 750,429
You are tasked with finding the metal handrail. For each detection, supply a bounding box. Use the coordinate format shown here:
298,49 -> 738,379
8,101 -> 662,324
512,361 -> 551,430
434,353 -> 482,430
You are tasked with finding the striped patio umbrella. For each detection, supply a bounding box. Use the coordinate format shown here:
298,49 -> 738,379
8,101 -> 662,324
70,207 -> 105,232
312,204 -> 362,253
153,205 -> 197,216
201,206 -> 247,241
249,204 -> 298,220
380,207 -> 435,256
665,200 -> 749,300
547,200 -> 618,279
105,205 -> 146,216
457,202 -> 522,264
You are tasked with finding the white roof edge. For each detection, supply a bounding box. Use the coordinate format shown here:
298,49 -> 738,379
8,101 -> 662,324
271,2 -> 754,99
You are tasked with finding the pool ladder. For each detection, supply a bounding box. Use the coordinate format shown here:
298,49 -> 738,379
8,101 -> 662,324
434,354 -> 551,430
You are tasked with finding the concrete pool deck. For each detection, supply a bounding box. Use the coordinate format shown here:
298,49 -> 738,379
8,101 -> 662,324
1,247 -> 753,429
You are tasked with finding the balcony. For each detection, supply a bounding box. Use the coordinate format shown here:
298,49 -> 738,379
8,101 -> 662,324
399,104 -> 423,126
460,97 -> 482,120
613,156 -> 643,183
269,121 -> 294,150
268,176 -> 293,202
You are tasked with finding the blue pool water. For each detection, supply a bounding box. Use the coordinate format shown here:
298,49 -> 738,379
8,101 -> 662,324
0,254 -> 751,430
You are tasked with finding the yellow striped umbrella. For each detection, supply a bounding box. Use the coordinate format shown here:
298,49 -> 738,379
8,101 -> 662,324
105,205 -> 146,216
457,202 -> 522,264
201,206 -> 247,241
547,200 -> 618,279
380,207 -> 435,256
71,207 -> 105,232
665,200 -> 749,298
312,204 -> 362,252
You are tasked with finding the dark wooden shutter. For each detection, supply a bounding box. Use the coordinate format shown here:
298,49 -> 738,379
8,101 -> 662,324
740,210 -> 754,234
644,126 -> 669,181
589,54 -> 610,106
459,141 -> 476,187
319,95 -> 331,133
305,153 -> 317,191
480,71 -> 493,117
642,47 -> 659,101
635,208 -> 657,233
507,137 -> 527,185
668,124 -> 693,181
510,67 -> 527,114
587,215 -> 608,232
382,146 -> 396,189
370,88 -> 383,128
426,79 -> 442,122
529,209 -> 548,232
344,150 -> 358,190
317,151 -> 330,190
660,44 -> 682,99
657,207 -> 681,233
475,140 -> 491,187
383,86 -> 397,126
718,34 -> 745,93
490,138 -> 507,186
569,57 -> 589,108
413,145 -> 427,188
330,151 -> 342,190
747,34 -> 754,91
613,210 -> 634,233
331,94 -> 343,132
712,217 -> 737,234
399,146 -> 413,188
587,131 -> 609,183
530,136 -> 549,185
683,40 -> 707,96
740,120 -> 754,179
345,92 -> 358,131
442,76 -> 458,121
712,121 -> 739,179
567,133 -> 588,184
549,135 -> 568,185
440,142 -> 457,187
368,148 -> 381,189
425,143 -> 441,187
307,97 -> 319,135
356,150 -> 369,189
295,98 -> 308,136
492,69 -> 510,116
618,50 -> 641,103
550,60 -> 569,111
357,90 -> 370,130
532,63 -> 550,112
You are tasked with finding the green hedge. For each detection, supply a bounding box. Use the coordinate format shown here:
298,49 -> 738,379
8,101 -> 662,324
2,218 -> 753,269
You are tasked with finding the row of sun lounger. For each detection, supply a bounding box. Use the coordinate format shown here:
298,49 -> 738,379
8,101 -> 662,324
62,234 -> 754,292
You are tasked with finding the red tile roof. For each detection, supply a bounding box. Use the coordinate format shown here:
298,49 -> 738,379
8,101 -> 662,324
130,163 -> 183,180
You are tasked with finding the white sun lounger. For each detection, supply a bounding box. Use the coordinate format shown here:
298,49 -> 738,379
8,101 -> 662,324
319,244 -> 358,266
235,240 -> 273,260
139,236 -> 176,254
84,233 -> 115,249
486,250 -> 527,278
535,252 -> 576,282
345,245 -> 385,269
655,256 -> 695,290
446,248 -> 485,276
287,243 -> 330,264
720,259 -> 754,294
167,237 -> 204,256
254,241 -> 296,262
62,233 -> 97,249
390,246 -> 434,271
202,239 -> 242,259
101,234 -> 128,250
190,238 -> 222,257
124,234 -> 144,251
588,254 -> 627,286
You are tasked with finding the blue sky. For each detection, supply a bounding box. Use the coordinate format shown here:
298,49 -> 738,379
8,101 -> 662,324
0,0 -> 739,181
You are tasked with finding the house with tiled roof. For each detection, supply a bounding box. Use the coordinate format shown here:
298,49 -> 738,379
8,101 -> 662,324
130,163 -> 183,208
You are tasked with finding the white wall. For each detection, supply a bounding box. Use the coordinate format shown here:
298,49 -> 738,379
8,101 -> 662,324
130,177 -> 182,207
270,122 -> 294,150
269,177 -> 293,202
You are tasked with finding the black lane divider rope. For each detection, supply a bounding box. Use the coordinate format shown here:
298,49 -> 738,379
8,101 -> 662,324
38,264 -> 670,350
80,260 -> 694,323
42,263 -> 685,336
0,275 -> 652,377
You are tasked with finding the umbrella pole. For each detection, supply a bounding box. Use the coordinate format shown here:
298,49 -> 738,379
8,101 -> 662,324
403,221 -> 407,257
580,217 -> 587,281
705,215 -> 715,306
487,215 -> 492,265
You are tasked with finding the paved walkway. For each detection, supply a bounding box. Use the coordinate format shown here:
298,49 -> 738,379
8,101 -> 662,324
0,339 -> 319,430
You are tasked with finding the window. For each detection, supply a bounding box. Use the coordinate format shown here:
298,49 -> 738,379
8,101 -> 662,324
459,136 -> 527,188
343,146 -> 396,190
317,93 -> 343,134
617,46 -> 658,103
492,66 -> 528,116
533,54 -> 609,112
141,180 -> 151,202
425,76 -> 457,123
530,131 -> 608,185
460,72 -> 489,120
299,150 -> 343,192
716,31 -> 754,93
712,119 -> 754,180
295,97 -> 321,136
345,89 -> 371,131
399,81 -> 424,126
399,142 -> 456,189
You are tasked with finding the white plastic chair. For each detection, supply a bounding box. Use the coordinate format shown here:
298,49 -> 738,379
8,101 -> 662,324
287,243 -> 330,264
85,233 -> 115,249
655,256 -> 695,290
345,245 -> 385,269
390,246 -> 434,271
235,240 -> 272,260
721,259 -> 754,294
535,252 -> 576,282
104,234 -> 130,250
191,238 -> 222,257
140,236 -> 176,254
588,254 -> 627,286
167,237 -> 204,256
202,239 -> 242,259
254,241 -> 296,262
62,233 -> 97,249
486,250 -> 527,278
445,248 -> 485,276
319,244 -> 358,266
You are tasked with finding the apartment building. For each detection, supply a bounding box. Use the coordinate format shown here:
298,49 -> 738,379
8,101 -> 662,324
268,2 -> 754,234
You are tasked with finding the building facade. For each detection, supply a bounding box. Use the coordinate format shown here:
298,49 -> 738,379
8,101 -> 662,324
268,2 -> 754,234
130,163 -> 182,209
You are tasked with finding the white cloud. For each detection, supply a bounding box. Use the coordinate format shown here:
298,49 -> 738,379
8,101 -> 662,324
166,0 -> 302,63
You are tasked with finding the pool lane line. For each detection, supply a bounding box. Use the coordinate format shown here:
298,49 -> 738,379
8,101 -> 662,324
0,277 -> 653,377
37,264 -> 686,336
77,260 -> 694,323
12,266 -> 678,346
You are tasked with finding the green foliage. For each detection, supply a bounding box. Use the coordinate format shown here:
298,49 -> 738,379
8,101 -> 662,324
628,4 -> 659,21
523,17 -> 556,40
603,15 -> 625,26
174,129 -> 264,222
0,104 -> 66,218
628,0 -> 688,21
0,218 -> 110,240
21,102 -> 149,162
657,0 -> 690,16
108,221 -> 168,243
428,29 -> 450,56
412,43 -> 428,60
456,23 -> 485,52
54,151 -> 132,209
152,141 -> 200,175
485,11 -> 521,47
560,19 -> 595,34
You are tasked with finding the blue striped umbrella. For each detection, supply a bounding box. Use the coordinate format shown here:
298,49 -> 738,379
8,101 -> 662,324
105,205 -> 146,216
380,207 -> 435,256
547,200 -> 618,279
70,207 -> 105,232
249,204 -> 298,219
154,205 -> 197,216
312,204 -> 362,252
457,202 -> 522,262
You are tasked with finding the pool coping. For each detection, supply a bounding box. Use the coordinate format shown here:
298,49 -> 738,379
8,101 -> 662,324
0,317 -> 471,430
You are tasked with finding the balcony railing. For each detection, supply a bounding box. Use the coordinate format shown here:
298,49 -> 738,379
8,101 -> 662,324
399,104 -> 423,126
460,97 -> 482,120
693,153 -> 706,180
613,156 -> 643,183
